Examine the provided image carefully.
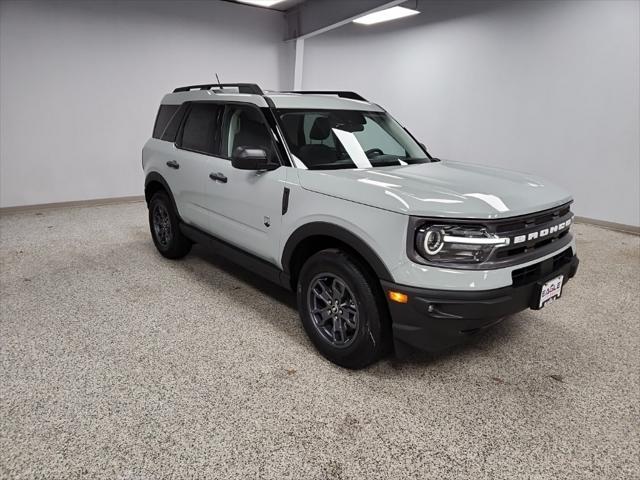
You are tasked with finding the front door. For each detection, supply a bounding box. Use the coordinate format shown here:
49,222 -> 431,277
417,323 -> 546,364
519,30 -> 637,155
203,104 -> 286,265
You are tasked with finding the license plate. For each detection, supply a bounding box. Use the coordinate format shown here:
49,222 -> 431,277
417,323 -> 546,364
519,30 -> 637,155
539,275 -> 563,308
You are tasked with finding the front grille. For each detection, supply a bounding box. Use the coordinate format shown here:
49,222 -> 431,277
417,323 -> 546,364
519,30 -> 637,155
489,203 -> 573,261
511,247 -> 574,287
494,204 -> 571,234
496,230 -> 570,259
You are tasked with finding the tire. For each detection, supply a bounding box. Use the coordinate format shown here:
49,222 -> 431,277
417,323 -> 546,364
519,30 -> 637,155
297,249 -> 390,369
148,191 -> 192,259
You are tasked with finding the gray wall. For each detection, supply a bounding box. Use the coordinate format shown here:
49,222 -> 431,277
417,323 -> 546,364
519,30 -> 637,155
0,0 -> 288,207
302,0 -> 640,226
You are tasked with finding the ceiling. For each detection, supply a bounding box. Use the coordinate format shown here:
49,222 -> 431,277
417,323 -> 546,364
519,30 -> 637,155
226,0 -> 308,12
272,0 -> 308,11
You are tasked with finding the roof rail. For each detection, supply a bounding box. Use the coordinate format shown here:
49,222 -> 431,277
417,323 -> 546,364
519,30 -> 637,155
173,83 -> 264,95
281,90 -> 367,102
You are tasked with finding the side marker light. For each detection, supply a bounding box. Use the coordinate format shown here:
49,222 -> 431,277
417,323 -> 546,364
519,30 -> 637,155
388,291 -> 409,304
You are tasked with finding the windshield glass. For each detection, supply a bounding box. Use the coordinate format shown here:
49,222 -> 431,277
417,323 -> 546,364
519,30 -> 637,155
277,109 -> 430,170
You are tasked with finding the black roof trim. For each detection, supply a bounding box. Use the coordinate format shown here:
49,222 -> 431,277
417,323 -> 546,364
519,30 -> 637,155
173,83 -> 264,95
172,85 -> 368,103
280,91 -> 367,102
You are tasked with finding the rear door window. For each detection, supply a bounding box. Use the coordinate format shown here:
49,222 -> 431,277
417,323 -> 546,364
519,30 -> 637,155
179,103 -> 223,156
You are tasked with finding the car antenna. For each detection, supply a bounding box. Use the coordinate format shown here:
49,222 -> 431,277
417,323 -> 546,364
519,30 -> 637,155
215,73 -> 223,90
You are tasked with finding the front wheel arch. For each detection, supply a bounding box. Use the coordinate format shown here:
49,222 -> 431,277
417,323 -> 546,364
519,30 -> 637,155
282,222 -> 393,291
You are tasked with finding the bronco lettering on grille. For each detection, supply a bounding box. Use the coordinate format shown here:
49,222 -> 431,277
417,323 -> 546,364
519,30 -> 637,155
513,218 -> 571,245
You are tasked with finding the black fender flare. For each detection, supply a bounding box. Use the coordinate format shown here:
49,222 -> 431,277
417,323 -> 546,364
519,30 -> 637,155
144,172 -> 179,214
281,222 -> 393,282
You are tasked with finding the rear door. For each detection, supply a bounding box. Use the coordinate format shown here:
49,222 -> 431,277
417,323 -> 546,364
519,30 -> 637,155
171,102 -> 224,233
201,104 -> 286,264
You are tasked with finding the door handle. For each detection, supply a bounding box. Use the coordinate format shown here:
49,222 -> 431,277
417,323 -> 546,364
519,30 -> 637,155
209,172 -> 228,183
166,160 -> 180,170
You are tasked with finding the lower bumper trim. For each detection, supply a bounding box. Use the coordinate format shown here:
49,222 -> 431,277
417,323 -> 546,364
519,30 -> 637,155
382,253 -> 579,354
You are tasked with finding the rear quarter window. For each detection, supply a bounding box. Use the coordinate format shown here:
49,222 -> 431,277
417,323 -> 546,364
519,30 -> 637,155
161,103 -> 189,142
152,104 -> 179,139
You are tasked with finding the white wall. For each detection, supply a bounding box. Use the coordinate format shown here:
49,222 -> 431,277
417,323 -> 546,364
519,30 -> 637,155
302,0 -> 640,226
0,0 -> 288,207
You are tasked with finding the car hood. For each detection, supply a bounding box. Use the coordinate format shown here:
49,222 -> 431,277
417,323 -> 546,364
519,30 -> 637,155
296,160 -> 573,219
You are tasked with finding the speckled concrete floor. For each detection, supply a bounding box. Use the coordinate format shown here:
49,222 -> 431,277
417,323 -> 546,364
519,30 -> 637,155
0,201 -> 638,479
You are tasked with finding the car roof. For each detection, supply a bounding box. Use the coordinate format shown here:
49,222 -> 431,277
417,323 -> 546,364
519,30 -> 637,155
266,93 -> 383,112
162,90 -> 270,108
161,89 -> 384,112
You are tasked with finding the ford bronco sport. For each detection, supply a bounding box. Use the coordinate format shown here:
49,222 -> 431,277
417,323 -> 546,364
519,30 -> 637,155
142,83 -> 579,369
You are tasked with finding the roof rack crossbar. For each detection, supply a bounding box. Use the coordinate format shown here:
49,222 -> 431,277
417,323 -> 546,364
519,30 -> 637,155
281,90 -> 367,102
173,83 -> 264,95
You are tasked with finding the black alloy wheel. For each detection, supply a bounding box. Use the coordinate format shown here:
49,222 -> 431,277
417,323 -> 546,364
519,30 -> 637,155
148,191 -> 192,259
307,273 -> 360,348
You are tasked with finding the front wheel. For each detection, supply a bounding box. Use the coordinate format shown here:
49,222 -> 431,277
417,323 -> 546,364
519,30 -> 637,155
297,249 -> 390,369
148,191 -> 192,259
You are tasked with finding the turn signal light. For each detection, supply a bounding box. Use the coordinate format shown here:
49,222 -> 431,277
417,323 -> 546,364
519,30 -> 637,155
388,291 -> 408,304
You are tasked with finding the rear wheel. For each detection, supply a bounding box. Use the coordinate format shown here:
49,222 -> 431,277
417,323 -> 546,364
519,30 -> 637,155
297,249 -> 390,369
148,191 -> 192,259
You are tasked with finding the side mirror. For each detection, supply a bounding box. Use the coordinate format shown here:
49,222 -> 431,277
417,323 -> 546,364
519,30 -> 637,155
231,146 -> 278,171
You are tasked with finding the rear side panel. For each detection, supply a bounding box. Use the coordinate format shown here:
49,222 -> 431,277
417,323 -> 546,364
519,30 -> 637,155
143,138 -> 205,227
143,101 -> 206,228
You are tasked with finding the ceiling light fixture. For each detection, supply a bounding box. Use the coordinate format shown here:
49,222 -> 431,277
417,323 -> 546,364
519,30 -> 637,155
235,0 -> 286,7
353,6 -> 420,25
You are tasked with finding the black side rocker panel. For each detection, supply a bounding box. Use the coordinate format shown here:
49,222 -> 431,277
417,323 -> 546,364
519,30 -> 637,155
179,221 -> 392,293
179,223 -> 291,290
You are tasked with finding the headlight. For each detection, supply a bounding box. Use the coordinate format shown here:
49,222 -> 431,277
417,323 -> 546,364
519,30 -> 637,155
423,227 -> 445,255
415,224 -> 510,265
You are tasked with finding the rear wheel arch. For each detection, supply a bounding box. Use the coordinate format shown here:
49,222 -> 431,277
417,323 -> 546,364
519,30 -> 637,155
282,222 -> 393,291
144,172 -> 178,215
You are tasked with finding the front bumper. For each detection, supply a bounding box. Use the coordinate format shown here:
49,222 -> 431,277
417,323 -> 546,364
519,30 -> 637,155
382,250 -> 579,354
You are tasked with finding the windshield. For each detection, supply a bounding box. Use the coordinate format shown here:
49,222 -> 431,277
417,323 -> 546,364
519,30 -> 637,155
277,109 -> 430,170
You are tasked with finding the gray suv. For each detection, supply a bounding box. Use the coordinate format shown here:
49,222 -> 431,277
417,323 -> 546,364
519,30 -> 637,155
142,83 -> 579,369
